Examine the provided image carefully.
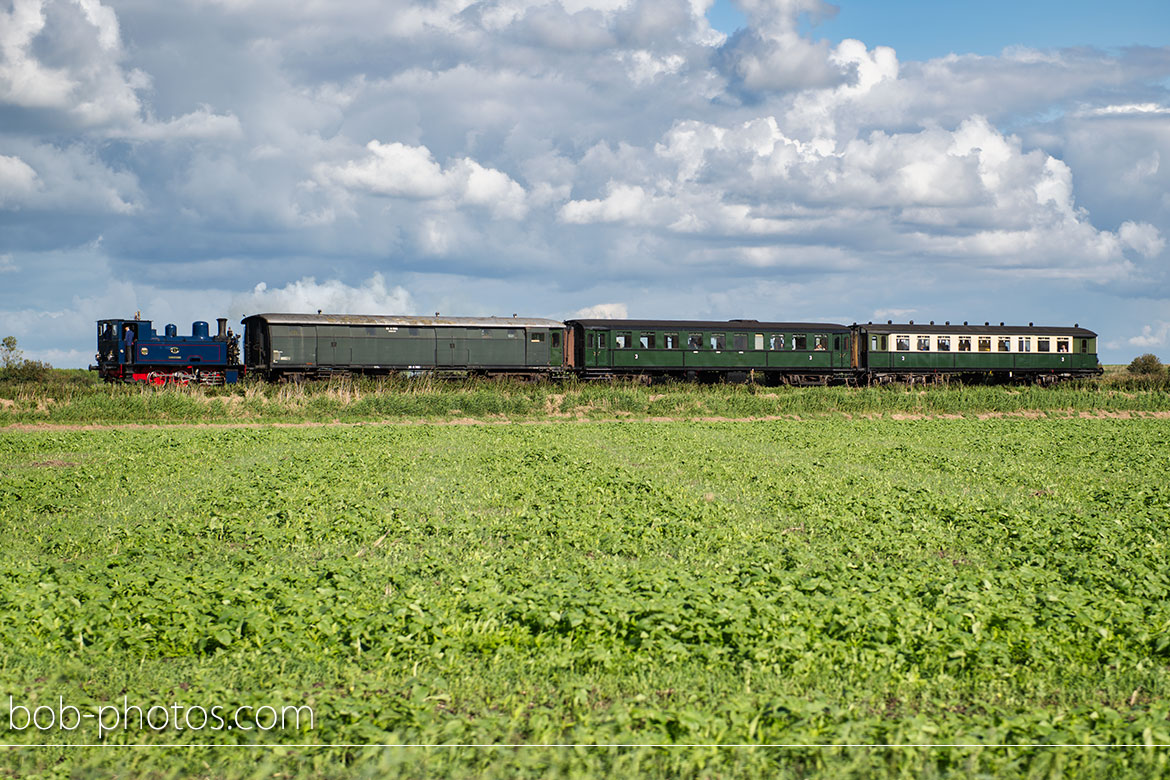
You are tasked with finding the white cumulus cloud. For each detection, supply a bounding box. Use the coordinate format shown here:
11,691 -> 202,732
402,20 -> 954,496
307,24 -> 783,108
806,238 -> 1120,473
1128,322 -> 1170,349
228,273 -> 415,320
318,141 -> 528,220
571,302 -> 630,318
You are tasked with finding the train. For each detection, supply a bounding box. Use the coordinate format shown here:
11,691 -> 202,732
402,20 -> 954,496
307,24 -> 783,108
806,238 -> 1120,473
92,312 -> 1102,386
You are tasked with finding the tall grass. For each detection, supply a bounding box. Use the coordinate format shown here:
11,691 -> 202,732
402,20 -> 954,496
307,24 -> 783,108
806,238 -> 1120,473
2,373 -> 1169,425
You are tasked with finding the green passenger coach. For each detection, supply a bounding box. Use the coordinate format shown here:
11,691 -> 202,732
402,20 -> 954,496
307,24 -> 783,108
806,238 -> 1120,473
566,319 -> 852,384
857,321 -> 1101,383
242,313 -> 566,380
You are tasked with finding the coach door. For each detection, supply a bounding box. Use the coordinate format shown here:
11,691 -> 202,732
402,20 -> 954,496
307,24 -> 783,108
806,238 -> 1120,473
585,330 -> 608,367
317,326 -> 351,366
438,328 -> 468,366
549,329 -> 564,367
527,329 -> 550,366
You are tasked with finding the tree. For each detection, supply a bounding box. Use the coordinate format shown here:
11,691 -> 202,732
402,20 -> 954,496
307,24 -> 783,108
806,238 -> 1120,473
1127,353 -> 1164,375
1,336 -> 21,369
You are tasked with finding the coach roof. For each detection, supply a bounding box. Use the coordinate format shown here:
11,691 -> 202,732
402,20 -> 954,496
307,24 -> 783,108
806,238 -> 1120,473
860,322 -> 1097,337
242,313 -> 564,328
568,319 -> 850,330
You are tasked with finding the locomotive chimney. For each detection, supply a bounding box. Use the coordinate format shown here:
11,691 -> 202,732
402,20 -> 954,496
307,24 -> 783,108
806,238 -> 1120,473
217,318 -> 227,339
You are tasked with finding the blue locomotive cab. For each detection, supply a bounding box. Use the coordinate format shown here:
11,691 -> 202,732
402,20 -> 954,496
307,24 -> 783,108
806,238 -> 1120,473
92,317 -> 241,385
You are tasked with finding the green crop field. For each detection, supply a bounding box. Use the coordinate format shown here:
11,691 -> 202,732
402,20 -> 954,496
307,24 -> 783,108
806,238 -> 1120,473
1,418 -> 1169,778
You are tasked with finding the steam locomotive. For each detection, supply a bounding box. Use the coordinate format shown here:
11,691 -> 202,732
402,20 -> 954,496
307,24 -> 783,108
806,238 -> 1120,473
92,312 -> 1101,385
94,317 -> 240,385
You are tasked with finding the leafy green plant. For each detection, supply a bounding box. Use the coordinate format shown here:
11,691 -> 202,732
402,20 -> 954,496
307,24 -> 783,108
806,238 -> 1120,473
1,419 -> 1169,777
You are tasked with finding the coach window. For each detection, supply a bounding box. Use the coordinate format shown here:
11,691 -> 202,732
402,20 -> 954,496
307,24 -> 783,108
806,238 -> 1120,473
710,333 -> 726,351
1080,339 -> 1088,354
793,335 -> 808,350
733,333 -> 747,350
1057,338 -> 1069,353
771,334 -> 785,350
1038,338 -> 1050,352
959,337 -> 971,352
896,336 -> 910,351
978,337 -> 991,352
998,337 -> 1011,352
508,329 -> 520,339
938,336 -> 951,351
531,332 -> 545,343
551,332 -> 561,348
1018,337 -> 1030,352
664,333 -> 678,349
755,334 -> 765,350
615,333 -> 630,349
481,329 -> 491,338
689,333 -> 702,349
917,336 -> 930,351
409,327 -> 420,336
814,335 -> 827,351
597,333 -> 607,348
640,333 -> 655,349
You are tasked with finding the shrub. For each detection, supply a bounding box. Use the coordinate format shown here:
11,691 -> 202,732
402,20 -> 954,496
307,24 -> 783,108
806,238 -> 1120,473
1127,353 -> 1164,375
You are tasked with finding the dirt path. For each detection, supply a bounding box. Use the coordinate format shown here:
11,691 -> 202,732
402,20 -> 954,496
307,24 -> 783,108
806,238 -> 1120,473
3,409 -> 1169,432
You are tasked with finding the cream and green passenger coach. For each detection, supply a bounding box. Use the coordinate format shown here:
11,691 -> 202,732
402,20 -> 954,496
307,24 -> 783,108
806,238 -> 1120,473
857,321 -> 1100,383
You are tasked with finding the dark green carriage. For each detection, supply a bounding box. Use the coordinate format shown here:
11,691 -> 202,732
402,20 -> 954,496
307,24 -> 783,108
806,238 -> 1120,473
566,319 -> 852,383
857,321 -> 1101,382
242,313 -> 565,379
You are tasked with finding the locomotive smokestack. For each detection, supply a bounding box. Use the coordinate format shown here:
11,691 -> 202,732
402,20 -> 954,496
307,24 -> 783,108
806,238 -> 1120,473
217,318 -> 227,339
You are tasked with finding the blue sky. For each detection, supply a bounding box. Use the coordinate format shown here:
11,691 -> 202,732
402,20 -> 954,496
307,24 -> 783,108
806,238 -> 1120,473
1,0 -> 1169,365
709,0 -> 1170,60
